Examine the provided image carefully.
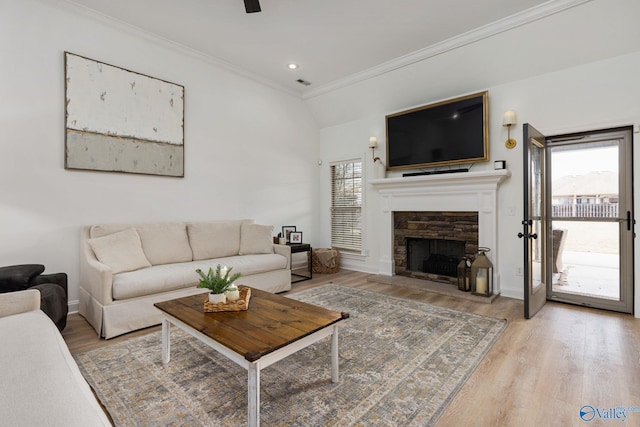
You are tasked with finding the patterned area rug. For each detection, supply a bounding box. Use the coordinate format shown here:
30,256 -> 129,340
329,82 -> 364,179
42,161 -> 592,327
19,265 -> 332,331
75,284 -> 506,426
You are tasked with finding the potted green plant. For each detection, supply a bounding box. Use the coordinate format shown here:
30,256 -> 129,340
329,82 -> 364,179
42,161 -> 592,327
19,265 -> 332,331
196,264 -> 242,304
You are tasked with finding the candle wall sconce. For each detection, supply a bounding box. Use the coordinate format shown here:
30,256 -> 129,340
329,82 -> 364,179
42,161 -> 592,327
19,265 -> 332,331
369,136 -> 380,162
503,110 -> 517,149
368,136 -> 387,179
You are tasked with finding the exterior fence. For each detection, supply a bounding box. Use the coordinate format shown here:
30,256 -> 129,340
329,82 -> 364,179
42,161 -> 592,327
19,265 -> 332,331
552,203 -> 619,218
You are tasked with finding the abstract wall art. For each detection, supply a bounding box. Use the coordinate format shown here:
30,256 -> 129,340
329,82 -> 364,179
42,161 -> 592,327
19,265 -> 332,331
64,52 -> 185,177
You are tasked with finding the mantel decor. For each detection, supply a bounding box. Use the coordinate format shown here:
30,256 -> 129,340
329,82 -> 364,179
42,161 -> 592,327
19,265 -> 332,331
64,52 -> 185,177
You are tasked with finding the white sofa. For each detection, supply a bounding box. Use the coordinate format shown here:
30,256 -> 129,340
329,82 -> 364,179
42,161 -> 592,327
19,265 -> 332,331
0,289 -> 112,426
79,219 -> 291,339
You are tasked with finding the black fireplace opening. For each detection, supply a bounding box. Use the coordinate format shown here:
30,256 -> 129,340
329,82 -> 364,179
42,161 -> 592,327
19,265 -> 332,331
406,238 -> 465,277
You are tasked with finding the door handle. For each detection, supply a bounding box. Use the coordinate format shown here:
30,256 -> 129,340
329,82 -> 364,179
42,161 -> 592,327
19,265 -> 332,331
518,232 -> 538,239
519,219 -> 536,239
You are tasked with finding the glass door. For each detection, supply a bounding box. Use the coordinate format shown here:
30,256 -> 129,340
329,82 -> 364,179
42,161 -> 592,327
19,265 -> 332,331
547,127 -> 633,314
521,124 -> 547,319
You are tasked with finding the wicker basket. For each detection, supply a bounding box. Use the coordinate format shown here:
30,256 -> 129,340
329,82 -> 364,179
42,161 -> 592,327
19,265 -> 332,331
312,248 -> 340,274
203,287 -> 251,312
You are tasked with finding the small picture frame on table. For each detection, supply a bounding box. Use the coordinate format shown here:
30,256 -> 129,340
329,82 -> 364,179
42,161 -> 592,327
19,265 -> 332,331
289,231 -> 303,244
282,226 -> 296,243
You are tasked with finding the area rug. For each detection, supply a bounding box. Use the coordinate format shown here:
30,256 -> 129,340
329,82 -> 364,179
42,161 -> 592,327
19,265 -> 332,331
75,284 -> 507,426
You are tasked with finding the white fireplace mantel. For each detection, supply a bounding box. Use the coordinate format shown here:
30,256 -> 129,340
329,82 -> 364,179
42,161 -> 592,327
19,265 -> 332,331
369,169 -> 511,294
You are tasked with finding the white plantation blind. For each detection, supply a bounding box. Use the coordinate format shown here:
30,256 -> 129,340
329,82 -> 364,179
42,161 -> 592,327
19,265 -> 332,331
330,160 -> 363,253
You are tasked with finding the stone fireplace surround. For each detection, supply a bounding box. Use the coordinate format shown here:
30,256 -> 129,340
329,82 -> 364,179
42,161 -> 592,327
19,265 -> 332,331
370,170 -> 510,294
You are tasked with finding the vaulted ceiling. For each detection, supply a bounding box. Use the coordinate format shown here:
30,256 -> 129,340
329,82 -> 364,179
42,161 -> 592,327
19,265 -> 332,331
68,0 -> 557,96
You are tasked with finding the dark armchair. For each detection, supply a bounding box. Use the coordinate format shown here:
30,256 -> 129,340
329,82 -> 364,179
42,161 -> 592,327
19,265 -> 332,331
0,264 -> 68,331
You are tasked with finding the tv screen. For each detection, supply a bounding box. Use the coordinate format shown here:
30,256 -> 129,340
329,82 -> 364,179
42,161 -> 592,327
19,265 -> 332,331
386,91 -> 489,171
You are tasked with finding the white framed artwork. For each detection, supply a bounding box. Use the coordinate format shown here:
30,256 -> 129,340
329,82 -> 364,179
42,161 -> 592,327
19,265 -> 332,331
64,52 -> 185,177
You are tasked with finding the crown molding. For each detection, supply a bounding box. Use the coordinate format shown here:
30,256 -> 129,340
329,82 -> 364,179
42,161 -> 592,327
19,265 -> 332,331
52,0 -> 591,101
56,0 -> 302,98
302,0 -> 593,100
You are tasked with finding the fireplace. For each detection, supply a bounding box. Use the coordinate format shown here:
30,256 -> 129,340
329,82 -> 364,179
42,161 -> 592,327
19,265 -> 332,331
395,211 -> 478,284
370,170 -> 509,294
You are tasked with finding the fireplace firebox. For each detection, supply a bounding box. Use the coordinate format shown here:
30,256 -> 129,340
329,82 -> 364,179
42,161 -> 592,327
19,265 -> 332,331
406,238 -> 465,276
394,211 -> 478,285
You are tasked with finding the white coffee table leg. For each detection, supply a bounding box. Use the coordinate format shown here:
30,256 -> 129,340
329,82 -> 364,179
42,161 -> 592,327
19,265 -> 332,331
331,324 -> 339,383
161,319 -> 171,364
248,363 -> 260,427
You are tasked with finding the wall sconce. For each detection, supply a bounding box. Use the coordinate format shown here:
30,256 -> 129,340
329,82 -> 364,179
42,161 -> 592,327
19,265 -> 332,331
369,136 -> 386,179
502,110 -> 517,149
369,136 -> 381,162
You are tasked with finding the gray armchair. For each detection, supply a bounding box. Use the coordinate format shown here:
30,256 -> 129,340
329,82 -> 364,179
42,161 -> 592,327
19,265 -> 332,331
0,264 -> 68,331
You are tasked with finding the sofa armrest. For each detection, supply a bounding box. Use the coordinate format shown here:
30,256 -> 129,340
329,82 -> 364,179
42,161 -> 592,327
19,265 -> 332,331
0,264 -> 45,293
32,272 -> 68,296
273,244 -> 291,269
0,289 -> 40,318
79,226 -> 114,305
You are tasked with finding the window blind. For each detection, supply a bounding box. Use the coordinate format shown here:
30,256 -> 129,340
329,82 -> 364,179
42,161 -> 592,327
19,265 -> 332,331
330,160 -> 362,253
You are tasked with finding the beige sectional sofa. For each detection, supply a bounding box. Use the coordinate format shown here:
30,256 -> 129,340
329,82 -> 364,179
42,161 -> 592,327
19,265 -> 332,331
79,219 -> 291,339
0,289 -> 112,426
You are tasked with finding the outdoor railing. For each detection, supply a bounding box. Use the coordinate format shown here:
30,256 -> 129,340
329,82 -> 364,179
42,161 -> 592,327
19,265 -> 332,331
552,204 -> 619,218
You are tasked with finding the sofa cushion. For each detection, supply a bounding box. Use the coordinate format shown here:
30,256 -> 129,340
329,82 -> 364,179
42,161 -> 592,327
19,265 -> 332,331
135,223 -> 193,265
212,254 -> 288,278
90,223 -> 134,238
88,228 -> 151,274
111,254 -> 287,300
239,223 -> 274,255
0,310 -> 112,426
112,262 -> 200,300
187,220 -> 250,261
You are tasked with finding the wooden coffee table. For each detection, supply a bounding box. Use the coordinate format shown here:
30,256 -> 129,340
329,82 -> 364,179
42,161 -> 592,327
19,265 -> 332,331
154,288 -> 349,427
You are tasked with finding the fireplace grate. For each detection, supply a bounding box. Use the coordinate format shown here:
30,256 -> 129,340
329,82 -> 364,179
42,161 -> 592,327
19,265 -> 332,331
423,254 -> 459,277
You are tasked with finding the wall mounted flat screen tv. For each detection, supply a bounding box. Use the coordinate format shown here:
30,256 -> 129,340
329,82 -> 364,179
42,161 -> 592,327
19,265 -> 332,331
386,91 -> 489,171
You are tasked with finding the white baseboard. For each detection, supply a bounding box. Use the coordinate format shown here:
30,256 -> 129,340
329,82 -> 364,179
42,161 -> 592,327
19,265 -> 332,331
68,300 -> 79,314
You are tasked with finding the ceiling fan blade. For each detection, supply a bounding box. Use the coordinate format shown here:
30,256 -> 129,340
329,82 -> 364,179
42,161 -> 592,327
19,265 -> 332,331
244,0 -> 261,13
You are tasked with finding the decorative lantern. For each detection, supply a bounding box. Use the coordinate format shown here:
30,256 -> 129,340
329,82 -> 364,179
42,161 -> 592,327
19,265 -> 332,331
457,257 -> 472,292
471,247 -> 493,297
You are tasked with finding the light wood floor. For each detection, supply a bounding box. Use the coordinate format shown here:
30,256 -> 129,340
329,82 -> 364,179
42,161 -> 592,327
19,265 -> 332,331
63,270 -> 640,427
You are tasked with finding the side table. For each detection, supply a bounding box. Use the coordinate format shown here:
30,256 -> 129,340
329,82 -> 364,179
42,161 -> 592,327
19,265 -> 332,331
287,243 -> 312,283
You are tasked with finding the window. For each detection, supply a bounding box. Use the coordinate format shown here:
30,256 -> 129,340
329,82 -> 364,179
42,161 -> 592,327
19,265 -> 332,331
330,160 -> 363,253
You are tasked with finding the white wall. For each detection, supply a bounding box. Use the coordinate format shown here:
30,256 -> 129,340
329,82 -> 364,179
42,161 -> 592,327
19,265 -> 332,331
313,0 -> 640,315
0,0 -> 320,310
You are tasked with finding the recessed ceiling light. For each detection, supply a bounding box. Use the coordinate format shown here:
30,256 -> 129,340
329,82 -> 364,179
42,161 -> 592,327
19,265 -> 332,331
287,63 -> 299,70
